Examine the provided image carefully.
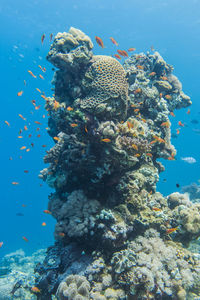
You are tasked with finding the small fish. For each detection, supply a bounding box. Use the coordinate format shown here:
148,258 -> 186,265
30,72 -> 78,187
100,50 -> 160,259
17,91 -> 23,96
146,153 -> 152,157
128,48 -> 136,52
5,120 -> 10,126
181,157 -> 196,164
18,114 -> 26,120
36,88 -> 42,93
134,108 -> 140,113
127,121 -> 134,129
34,121 -> 41,125
28,134 -> 32,138
50,33 -> 53,41
84,126 -> 88,133
95,36 -> 104,48
41,94 -> 48,101
186,109 -> 190,114
152,207 -> 162,212
176,183 -> 180,188
12,182 -> 19,185
149,72 -> 156,76
110,37 -> 118,46
43,210 -> 51,214
22,236 -> 29,242
24,80 -> 26,86
37,134 -> 41,138
0,242 -> 3,248
66,106 -> 73,111
160,76 -> 168,80
150,45 -> 155,51
26,148 -> 30,152
31,286 -> 41,293
41,34 -> 45,44
20,146 -> 26,150
41,222 -> 46,226
53,136 -> 60,141
136,65 -> 144,70
161,121 -> 170,128
134,153 -> 141,157
24,125 -> 28,131
121,50 -> 128,57
176,129 -> 180,135
178,121 -> 184,127
39,74 -> 44,80
42,145 -> 46,148
70,123 -> 78,127
134,88 -> 142,94
132,144 -> 138,151
165,94 -> 172,100
28,70 -> 36,78
101,138 -> 111,142
114,54 -> 121,60
54,100 -> 60,110
24,170 -> 29,173
58,232 -> 65,237
170,112 -> 175,117
166,227 -> 178,234
159,93 -> 163,99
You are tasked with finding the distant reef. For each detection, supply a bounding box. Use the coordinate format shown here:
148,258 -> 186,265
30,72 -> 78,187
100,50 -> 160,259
25,27 -> 200,299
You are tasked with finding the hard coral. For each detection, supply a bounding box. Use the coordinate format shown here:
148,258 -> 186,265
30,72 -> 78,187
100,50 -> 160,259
78,55 -> 129,119
57,275 -> 90,300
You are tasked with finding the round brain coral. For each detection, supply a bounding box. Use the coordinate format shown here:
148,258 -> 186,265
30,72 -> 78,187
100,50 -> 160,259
80,55 -> 129,119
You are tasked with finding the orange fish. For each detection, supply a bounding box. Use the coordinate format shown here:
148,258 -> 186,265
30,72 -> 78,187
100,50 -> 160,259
134,153 -> 141,157
5,120 -> 10,126
150,45 -> 155,51
50,33 -> 53,41
159,93 -> 163,99
134,88 -> 142,94
42,222 -> 46,226
170,112 -> 175,117
178,121 -> 184,127
160,76 -> 168,81
39,74 -> 44,80
18,136 -> 23,138
28,70 -> 36,78
17,91 -> 23,96
166,227 -> 178,234
36,88 -> 42,93
165,95 -> 172,100
31,286 -> 41,293
37,134 -> 41,138
127,121 -> 134,129
114,54 -> 121,60
54,100 -> 60,110
43,210 -> 52,214
110,37 -> 118,46
58,232 -> 65,237
41,95 -> 48,100
117,50 -> 124,57
42,145 -> 46,147
149,72 -> 156,76
70,123 -> 78,127
24,125 -> 28,131
34,121 -> 41,125
161,121 -> 170,128
26,148 -> 30,152
20,146 -> 26,150
186,109 -> 190,114
128,48 -> 136,52
67,106 -> 73,111
134,109 -> 140,113
132,144 -> 138,151
18,114 -> 26,120
41,34 -> 45,44
22,236 -> 29,242
152,207 -> 162,211
43,67 -> 46,72
176,129 -> 180,135
28,134 -> 32,138
12,182 -> 19,185
24,170 -> 29,173
35,105 -> 41,110
95,36 -> 104,48
146,153 -> 152,157
53,136 -> 60,141
136,65 -> 144,70
84,126 -> 88,133
0,242 -> 3,248
167,156 -> 175,160
42,115 -> 45,118
121,50 -> 128,57
101,138 -> 111,142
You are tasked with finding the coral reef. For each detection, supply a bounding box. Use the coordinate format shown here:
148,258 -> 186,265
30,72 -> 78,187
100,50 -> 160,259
34,27 -> 200,300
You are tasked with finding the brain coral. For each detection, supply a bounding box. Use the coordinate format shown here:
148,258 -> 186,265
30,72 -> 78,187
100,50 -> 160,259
79,55 -> 129,118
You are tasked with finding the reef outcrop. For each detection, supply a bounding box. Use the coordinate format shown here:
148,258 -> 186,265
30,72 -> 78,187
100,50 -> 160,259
35,27 -> 200,300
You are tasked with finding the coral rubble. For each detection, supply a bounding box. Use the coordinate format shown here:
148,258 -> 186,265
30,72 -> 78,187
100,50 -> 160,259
35,27 -> 200,299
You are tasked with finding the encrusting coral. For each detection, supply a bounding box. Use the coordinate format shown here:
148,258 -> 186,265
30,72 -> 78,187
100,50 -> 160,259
34,27 -> 200,300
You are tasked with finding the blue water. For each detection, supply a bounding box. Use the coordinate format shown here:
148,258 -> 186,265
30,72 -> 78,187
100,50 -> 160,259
0,0 -> 200,257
